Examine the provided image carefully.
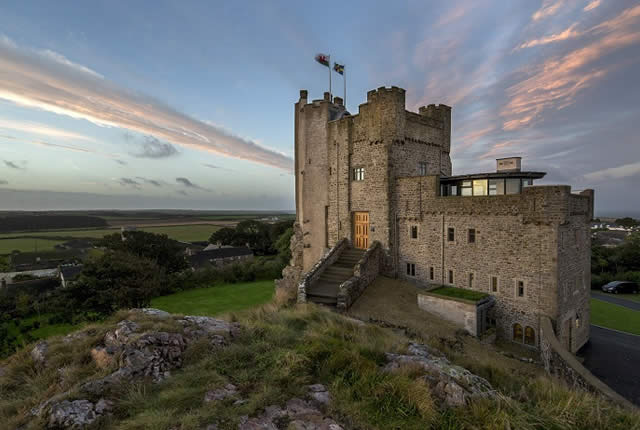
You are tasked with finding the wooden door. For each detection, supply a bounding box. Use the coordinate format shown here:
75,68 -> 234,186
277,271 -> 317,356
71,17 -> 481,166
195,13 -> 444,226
354,212 -> 369,249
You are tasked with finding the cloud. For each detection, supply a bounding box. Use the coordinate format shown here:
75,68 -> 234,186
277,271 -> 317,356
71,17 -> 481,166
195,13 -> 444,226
0,118 -> 97,142
30,140 -> 93,153
203,163 -> 220,169
0,179 -> 7,185
177,190 -> 188,196
3,160 -> 24,170
135,176 -> 163,187
584,0 -> 601,12
129,136 -> 179,159
176,177 -> 208,191
517,23 -> 581,49
115,159 -> 127,166
117,177 -> 141,188
532,0 -> 566,21
0,37 -> 293,171
584,161 -> 640,181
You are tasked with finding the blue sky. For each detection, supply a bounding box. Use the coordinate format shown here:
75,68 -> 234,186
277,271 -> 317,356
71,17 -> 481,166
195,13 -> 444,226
0,1 -> 639,214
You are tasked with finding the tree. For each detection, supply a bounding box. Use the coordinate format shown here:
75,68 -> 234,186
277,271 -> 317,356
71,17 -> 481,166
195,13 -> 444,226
57,251 -> 164,315
615,217 -> 639,229
209,227 -> 237,246
101,231 -> 188,274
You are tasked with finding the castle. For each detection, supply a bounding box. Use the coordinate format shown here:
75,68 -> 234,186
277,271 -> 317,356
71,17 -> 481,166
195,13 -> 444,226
286,86 -> 593,353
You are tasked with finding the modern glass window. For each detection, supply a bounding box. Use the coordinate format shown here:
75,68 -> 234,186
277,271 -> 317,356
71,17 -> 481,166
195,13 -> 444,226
450,185 -> 458,196
461,180 -> 472,196
489,179 -> 505,195
448,270 -> 454,284
406,263 -> 416,277
468,228 -> 476,243
522,178 -> 533,187
506,178 -> 521,194
418,162 -> 428,176
517,280 -> 525,297
411,225 -> 418,239
447,227 -> 455,242
491,276 -> 498,292
472,179 -> 488,196
430,267 -> 434,280
353,167 -> 365,181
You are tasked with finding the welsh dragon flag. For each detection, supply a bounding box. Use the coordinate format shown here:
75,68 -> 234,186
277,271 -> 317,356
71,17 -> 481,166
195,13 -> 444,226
315,53 -> 330,67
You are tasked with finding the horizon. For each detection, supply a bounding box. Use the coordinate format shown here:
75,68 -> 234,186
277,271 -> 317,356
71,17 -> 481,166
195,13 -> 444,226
1,1 -> 639,213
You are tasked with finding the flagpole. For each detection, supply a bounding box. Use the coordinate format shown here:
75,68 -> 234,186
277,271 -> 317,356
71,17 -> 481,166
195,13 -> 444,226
343,66 -> 346,109
328,55 -> 332,101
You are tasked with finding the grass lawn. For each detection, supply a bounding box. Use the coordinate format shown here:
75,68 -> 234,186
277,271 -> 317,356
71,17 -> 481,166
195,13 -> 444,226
590,298 -> 640,335
6,314 -> 82,347
150,280 -> 275,316
428,286 -> 489,302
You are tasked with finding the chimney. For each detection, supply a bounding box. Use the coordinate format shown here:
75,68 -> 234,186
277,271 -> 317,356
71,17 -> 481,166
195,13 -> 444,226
323,92 -> 331,101
299,90 -> 308,102
333,96 -> 343,106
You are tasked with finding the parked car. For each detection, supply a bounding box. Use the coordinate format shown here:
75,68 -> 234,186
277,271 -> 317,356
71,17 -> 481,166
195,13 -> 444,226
601,281 -> 639,294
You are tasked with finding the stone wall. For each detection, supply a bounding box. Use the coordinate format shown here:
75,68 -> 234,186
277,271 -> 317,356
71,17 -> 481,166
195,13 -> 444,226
539,316 -> 633,409
337,241 -> 383,311
417,293 -> 493,336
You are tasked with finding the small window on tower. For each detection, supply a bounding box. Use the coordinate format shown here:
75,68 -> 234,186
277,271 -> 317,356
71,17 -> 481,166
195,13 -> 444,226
418,162 -> 428,176
353,167 -> 365,181
517,280 -> 525,297
411,225 -> 418,239
491,276 -> 498,293
468,229 -> 476,243
430,267 -> 434,280
468,273 -> 474,288
448,270 -> 454,284
406,263 -> 416,277
448,227 -> 455,242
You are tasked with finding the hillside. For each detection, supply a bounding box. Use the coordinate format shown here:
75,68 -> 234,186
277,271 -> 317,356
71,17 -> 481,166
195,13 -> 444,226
1,298 -> 638,429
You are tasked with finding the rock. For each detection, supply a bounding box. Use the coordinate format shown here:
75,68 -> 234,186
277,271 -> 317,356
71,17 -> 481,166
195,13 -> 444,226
179,316 -> 241,341
233,399 -> 247,406
63,331 -> 88,344
104,320 -> 139,347
385,342 -> 496,406
31,341 -> 48,364
307,384 -> 330,406
47,399 -> 110,428
239,396 -> 343,430
204,383 -> 238,402
118,332 -> 187,382
133,308 -> 171,318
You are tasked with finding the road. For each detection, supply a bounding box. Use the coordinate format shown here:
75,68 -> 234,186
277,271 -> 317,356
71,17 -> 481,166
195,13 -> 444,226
591,291 -> 640,311
579,325 -> 640,406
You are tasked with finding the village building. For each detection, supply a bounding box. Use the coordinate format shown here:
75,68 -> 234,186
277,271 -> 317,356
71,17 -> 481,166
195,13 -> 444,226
187,246 -> 253,271
287,86 -> 594,353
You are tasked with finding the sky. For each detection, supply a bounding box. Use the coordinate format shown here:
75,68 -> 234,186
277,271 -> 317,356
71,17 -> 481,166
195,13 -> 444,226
0,1 -> 639,215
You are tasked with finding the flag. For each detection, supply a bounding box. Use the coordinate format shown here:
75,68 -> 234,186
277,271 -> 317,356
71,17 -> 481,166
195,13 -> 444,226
315,53 -> 330,67
333,63 -> 344,75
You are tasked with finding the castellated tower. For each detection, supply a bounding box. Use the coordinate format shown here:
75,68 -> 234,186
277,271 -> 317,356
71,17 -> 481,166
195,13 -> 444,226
294,87 -> 452,272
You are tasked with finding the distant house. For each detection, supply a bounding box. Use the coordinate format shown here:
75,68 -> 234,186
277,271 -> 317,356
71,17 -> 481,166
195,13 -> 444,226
60,264 -> 84,288
121,226 -> 138,241
187,247 -> 253,270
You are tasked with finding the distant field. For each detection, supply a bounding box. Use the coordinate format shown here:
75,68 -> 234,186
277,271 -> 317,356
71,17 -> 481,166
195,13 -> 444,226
590,298 -> 640,335
151,280 -> 275,316
0,224 -> 222,254
0,238 -> 65,255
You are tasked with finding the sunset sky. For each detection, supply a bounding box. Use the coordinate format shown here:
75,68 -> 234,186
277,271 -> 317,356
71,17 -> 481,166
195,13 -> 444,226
0,1 -> 639,215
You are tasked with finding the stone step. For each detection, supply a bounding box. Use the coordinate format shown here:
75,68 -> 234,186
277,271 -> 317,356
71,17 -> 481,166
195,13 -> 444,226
307,281 -> 340,298
325,266 -> 353,274
334,261 -> 358,269
318,273 -> 350,283
308,295 -> 337,306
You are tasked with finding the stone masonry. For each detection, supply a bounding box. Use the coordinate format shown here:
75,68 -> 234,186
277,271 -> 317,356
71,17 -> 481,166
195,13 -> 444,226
287,86 -> 593,352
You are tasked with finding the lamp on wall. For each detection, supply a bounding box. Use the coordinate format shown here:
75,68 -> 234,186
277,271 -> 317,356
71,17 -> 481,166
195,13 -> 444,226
575,314 -> 581,328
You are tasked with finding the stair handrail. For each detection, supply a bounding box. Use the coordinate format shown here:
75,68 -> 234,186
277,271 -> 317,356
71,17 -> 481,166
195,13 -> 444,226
337,241 -> 382,311
297,238 -> 349,303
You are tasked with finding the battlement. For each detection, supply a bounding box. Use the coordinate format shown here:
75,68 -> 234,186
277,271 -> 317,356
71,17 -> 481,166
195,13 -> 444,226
419,104 -> 452,119
366,86 -> 406,102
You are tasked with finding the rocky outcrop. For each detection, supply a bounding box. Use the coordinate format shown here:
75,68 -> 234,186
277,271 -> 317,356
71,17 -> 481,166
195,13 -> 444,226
237,385 -> 342,430
31,310 -> 241,428
385,343 -> 496,407
204,383 -> 238,402
31,340 -> 48,364
48,399 -> 112,429
275,222 -> 304,296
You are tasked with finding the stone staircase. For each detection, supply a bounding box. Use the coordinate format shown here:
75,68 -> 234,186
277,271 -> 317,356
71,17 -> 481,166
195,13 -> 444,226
306,248 -> 365,306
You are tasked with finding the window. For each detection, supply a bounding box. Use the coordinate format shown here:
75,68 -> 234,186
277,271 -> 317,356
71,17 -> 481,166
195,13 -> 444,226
406,263 -> 416,277
506,178 -> 521,194
522,178 -> 533,188
468,273 -> 474,288
461,180 -> 472,196
491,276 -> 498,293
513,323 -> 523,343
472,179 -> 488,196
447,227 -> 455,242
489,179 -> 505,195
410,225 -> 418,239
430,267 -> 434,280
450,185 -> 458,196
353,167 -> 365,181
468,228 -> 476,243
525,326 -> 535,346
448,270 -> 454,284
517,280 -> 525,297
418,162 -> 428,176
